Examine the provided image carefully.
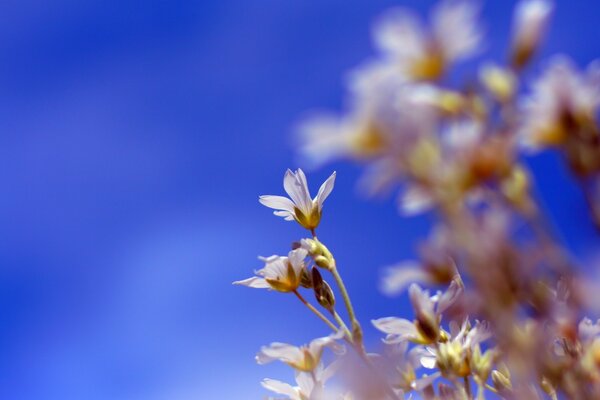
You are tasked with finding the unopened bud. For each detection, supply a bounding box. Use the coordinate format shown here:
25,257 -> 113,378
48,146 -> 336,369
480,64 -> 516,103
300,268 -> 313,288
314,255 -> 332,270
471,346 -> 495,382
492,370 -> 512,392
510,0 -> 553,69
312,267 -> 335,311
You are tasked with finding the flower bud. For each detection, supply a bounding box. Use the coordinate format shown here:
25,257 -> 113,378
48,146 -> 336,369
471,345 -> 495,383
314,255 -> 332,270
311,267 -> 335,311
480,64 -> 516,103
540,376 -> 555,397
510,0 -> 553,69
300,267 -> 313,288
492,369 -> 512,392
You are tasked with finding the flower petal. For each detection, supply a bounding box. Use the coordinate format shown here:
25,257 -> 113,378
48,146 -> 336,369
256,342 -> 303,365
261,378 -> 300,399
284,169 -> 312,214
315,171 -> 336,209
372,317 -> 418,339
232,276 -> 269,289
259,195 -> 296,212
432,0 -> 482,62
380,261 -> 429,296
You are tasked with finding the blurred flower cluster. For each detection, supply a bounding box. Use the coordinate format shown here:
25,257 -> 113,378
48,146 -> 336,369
235,1 -> 600,398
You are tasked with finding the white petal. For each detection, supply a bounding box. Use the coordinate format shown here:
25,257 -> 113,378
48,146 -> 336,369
372,317 -> 417,337
466,320 -> 492,348
259,195 -> 296,212
261,379 -> 300,399
408,284 -> 435,318
288,248 -> 308,272
314,171 -> 336,209
579,317 -> 600,342
436,277 -> 463,315
399,185 -> 434,216
379,261 -> 429,296
373,8 -> 426,62
297,114 -> 352,167
419,353 -> 438,370
307,333 -> 345,359
257,342 -> 303,365
232,276 -> 270,289
432,0 -> 482,62
512,0 -> 552,51
284,169 -> 312,214
274,210 -> 295,221
295,371 -> 315,395
412,372 -> 441,391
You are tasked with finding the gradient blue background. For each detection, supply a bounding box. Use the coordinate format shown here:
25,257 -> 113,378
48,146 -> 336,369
1,0 -> 599,398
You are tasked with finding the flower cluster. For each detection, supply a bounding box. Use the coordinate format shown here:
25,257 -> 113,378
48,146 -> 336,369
236,1 -> 600,398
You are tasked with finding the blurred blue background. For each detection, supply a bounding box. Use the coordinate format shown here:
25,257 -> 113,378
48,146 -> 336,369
1,0 -> 599,398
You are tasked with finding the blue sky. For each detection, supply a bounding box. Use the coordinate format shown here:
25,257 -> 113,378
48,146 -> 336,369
0,0 -> 599,398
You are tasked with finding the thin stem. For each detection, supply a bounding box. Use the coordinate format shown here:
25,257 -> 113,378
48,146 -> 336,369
464,376 -> 473,400
331,265 -> 363,343
292,289 -> 339,333
331,310 -> 353,341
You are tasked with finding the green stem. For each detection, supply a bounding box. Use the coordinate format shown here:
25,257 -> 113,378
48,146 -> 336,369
331,310 -> 353,342
292,290 -> 339,333
331,264 -> 363,345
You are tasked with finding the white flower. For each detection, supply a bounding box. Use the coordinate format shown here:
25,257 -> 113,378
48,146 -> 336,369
261,361 -> 341,400
520,57 -> 600,150
257,332 -> 345,372
419,319 -> 491,378
510,0 -> 553,68
260,169 -> 336,230
233,248 -> 307,293
373,0 -> 482,80
373,279 -> 463,344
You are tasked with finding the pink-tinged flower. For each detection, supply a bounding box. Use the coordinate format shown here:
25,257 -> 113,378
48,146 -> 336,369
418,319 -> 491,378
520,57 -> 600,150
373,279 -> 463,344
256,332 -> 345,372
233,248 -> 307,293
373,0 -> 482,80
510,0 -> 553,68
261,361 -> 341,400
259,169 -> 336,230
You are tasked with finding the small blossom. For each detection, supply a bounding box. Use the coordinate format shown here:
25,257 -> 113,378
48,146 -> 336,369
260,169 -> 336,230
261,362 -> 339,400
373,279 -> 463,345
256,332 -> 345,372
520,57 -> 600,150
479,63 -> 517,102
510,0 -> 553,68
373,0 -> 482,80
233,248 -> 307,292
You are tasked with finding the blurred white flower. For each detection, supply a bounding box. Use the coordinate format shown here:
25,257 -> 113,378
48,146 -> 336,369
260,169 -> 336,230
233,248 -> 307,292
373,0 -> 482,80
373,279 -> 463,344
262,361 -> 341,400
257,332 -> 345,372
479,63 -> 517,102
510,0 -> 553,68
520,57 -> 600,150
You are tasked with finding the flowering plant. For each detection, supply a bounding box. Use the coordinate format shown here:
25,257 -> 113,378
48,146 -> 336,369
235,1 -> 600,398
